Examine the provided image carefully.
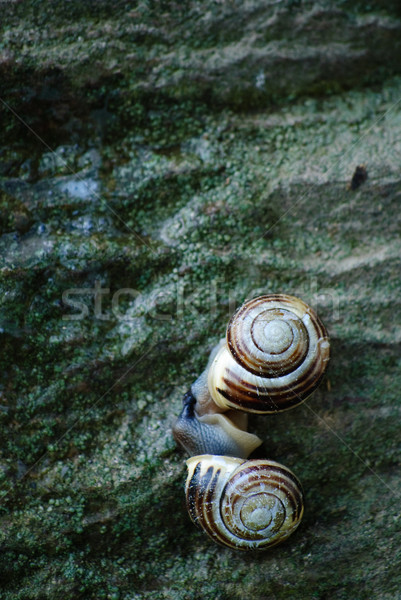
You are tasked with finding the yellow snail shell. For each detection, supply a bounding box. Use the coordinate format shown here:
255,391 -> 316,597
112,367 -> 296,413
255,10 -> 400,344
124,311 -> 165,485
185,454 -> 304,550
208,294 -> 330,414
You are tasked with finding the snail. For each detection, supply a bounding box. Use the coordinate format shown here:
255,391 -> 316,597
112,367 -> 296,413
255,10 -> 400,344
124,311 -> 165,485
173,294 -> 329,550
173,294 -> 330,456
185,454 -> 304,550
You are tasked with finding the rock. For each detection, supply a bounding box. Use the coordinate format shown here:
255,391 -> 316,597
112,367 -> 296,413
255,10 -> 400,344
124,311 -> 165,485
0,2 -> 400,599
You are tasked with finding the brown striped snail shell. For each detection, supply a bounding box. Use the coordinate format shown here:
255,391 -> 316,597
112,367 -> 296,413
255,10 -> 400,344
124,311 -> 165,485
185,454 -> 304,550
208,294 -> 330,414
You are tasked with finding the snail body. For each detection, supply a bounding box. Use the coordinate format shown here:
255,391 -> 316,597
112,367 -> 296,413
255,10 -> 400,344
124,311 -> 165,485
186,454 -> 304,550
173,389 -> 262,459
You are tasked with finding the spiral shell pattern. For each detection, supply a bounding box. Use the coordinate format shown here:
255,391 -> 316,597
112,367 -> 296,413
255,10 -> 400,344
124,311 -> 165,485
185,455 -> 304,550
208,294 -> 330,413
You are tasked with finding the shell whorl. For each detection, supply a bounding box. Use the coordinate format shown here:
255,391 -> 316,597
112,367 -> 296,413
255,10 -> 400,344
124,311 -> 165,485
185,455 -> 304,550
208,294 -> 330,413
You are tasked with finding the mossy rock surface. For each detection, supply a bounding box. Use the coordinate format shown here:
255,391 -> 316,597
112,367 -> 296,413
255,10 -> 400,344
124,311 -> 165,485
1,2 -> 401,599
